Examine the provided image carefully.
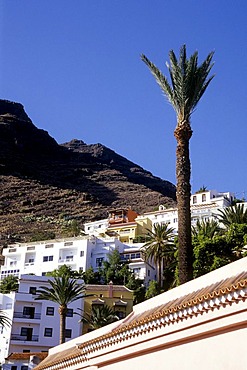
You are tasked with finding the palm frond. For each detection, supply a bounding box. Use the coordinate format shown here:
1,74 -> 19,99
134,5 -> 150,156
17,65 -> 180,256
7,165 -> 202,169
141,45 -> 215,122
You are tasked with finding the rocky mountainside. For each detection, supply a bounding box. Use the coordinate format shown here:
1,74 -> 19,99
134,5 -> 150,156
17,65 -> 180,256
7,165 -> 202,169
0,100 -> 176,244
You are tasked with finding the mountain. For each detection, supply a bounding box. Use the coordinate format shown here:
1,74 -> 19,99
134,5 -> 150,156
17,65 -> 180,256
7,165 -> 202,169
0,99 -> 176,244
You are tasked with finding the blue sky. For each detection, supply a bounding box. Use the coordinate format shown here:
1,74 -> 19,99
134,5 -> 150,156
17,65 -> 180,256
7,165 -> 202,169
1,1 -> 247,199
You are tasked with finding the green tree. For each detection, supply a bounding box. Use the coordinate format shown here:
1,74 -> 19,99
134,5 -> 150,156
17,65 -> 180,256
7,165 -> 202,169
141,223 -> 176,289
145,280 -> 160,299
83,266 -> 103,284
217,204 -> 247,228
141,45 -> 214,284
46,265 -> 83,279
0,275 -> 19,293
102,250 -> 133,285
0,310 -> 11,328
35,275 -> 86,344
78,305 -> 119,331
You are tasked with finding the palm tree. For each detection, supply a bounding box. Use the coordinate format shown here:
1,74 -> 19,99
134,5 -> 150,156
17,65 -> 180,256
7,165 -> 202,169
141,223 -> 175,289
0,310 -> 11,328
192,219 -> 222,239
141,45 -> 215,284
35,275 -> 85,344
217,204 -> 247,228
78,305 -> 119,331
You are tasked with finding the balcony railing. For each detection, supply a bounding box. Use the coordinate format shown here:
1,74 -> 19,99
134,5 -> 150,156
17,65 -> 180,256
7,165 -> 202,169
11,334 -> 39,342
59,257 -> 74,263
13,312 -> 41,319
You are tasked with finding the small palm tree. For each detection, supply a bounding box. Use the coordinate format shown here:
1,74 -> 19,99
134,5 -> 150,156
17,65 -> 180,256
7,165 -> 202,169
217,204 -> 247,228
0,310 -> 11,328
35,276 -> 86,344
192,219 -> 222,239
141,223 -> 175,289
141,45 -> 214,284
78,305 -> 119,331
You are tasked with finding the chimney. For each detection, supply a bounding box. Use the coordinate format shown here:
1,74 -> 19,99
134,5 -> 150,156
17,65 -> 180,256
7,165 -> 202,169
108,281 -> 113,298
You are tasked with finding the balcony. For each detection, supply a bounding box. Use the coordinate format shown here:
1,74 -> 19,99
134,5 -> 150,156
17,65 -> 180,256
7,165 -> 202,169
13,312 -> 41,320
59,256 -> 74,263
11,334 -> 39,342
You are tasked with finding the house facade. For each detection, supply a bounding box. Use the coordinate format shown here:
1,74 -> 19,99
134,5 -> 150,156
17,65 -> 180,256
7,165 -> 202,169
0,275 -> 84,368
82,283 -> 133,334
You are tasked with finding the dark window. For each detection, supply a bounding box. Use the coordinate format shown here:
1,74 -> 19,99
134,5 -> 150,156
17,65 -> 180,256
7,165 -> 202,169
11,366 -> 17,370
23,306 -> 35,318
65,329 -> 72,338
66,309 -> 73,317
116,311 -> 126,319
46,307 -> 54,316
64,242 -> 73,246
29,287 -> 36,295
80,251 -> 84,257
21,366 -> 28,370
44,328 -> 53,337
23,350 -> 30,353
96,257 -> 104,267
43,256 -> 53,262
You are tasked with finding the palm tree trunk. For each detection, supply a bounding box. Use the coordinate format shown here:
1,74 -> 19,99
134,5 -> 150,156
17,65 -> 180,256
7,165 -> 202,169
59,305 -> 67,344
174,122 -> 193,284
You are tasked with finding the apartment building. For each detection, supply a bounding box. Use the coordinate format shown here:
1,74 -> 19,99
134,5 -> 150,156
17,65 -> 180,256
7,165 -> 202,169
0,236 -> 154,287
143,190 -> 236,233
0,275 -> 84,369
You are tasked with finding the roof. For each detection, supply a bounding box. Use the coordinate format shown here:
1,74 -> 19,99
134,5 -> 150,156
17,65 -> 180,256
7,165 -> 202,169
6,352 -> 48,361
85,284 -> 133,292
34,258 -> 247,370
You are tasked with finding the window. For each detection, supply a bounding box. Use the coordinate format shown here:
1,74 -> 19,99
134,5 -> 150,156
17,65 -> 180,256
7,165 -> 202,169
80,251 -> 84,257
43,256 -> 53,262
193,196 -> 197,204
96,257 -> 104,267
21,366 -> 28,370
66,256 -> 73,261
46,307 -> 54,316
44,328 -> 53,337
29,287 -> 36,295
23,350 -> 30,353
66,309 -> 73,317
64,242 -> 73,246
27,246 -> 35,250
65,329 -> 72,338
11,366 -> 17,370
202,193 -> 206,202
116,311 -> 125,319
45,244 -> 54,248
148,270 -> 150,277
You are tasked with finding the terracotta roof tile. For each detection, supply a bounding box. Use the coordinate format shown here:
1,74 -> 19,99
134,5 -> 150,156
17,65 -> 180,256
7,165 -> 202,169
6,352 -> 48,361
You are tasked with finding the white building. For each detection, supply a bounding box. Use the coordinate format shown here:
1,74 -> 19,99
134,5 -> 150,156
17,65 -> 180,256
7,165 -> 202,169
0,274 -> 84,369
144,189 -> 235,232
0,236 -> 154,287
